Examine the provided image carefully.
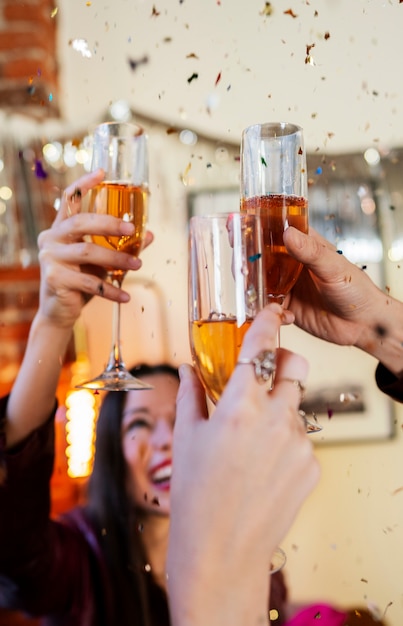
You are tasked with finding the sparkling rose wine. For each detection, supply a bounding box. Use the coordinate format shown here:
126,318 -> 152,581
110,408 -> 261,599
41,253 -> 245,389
90,182 -> 148,257
241,194 -> 308,303
190,317 -> 252,404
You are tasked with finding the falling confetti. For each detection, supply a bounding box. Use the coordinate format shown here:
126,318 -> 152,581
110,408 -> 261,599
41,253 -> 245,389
34,160 -> 48,179
50,7 -> 58,18
70,39 -> 92,58
187,72 -> 198,83
260,2 -> 273,17
284,8 -> 298,18
127,55 -> 149,71
215,71 -> 222,86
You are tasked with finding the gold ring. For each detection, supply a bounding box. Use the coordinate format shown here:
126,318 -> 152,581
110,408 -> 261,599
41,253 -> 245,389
278,378 -> 306,400
237,349 -> 277,385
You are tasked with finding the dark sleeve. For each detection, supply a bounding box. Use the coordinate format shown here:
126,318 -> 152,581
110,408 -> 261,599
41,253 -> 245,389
0,396 -> 89,616
375,363 -> 403,403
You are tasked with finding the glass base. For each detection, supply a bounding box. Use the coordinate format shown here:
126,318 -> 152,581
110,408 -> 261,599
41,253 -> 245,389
269,547 -> 287,574
299,410 -> 323,434
75,368 -> 154,392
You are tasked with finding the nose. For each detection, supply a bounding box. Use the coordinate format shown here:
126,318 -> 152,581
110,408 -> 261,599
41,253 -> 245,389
151,418 -> 173,450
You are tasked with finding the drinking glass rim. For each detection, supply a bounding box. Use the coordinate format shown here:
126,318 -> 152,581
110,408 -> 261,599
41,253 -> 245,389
242,121 -> 303,138
89,120 -> 145,138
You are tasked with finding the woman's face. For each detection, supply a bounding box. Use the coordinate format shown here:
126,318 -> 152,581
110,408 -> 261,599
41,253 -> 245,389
121,373 -> 179,516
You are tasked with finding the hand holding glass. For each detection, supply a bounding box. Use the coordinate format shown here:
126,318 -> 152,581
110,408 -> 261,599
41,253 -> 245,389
188,211 -> 286,572
76,121 -> 152,391
240,122 -> 308,305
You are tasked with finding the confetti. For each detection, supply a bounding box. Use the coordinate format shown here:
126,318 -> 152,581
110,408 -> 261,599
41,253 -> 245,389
34,160 -> 48,179
260,2 -> 273,16
248,253 -> 262,262
127,55 -> 149,71
305,43 -> 316,65
70,38 -> 92,58
151,5 -> 160,16
50,7 -> 58,18
215,71 -> 222,86
261,156 -> 267,167
187,72 -> 198,83
284,8 -> 298,18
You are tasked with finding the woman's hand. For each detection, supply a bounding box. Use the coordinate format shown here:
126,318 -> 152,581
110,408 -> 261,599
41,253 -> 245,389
168,304 -> 320,626
283,227 -> 403,375
37,169 -> 153,329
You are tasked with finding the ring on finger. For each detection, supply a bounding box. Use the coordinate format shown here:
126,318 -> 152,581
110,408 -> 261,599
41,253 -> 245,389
277,378 -> 306,401
236,349 -> 277,385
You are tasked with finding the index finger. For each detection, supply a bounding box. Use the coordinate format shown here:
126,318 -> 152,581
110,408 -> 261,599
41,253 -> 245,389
53,169 -> 105,224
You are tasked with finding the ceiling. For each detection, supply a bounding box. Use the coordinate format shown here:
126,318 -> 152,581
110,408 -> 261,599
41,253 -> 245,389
48,0 -> 403,156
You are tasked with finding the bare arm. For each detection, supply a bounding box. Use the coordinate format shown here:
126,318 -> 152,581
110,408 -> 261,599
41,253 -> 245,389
6,170 -> 152,447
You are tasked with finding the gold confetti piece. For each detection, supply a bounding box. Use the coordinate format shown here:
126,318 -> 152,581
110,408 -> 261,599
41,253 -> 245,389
51,7 -> 58,18
260,2 -> 273,16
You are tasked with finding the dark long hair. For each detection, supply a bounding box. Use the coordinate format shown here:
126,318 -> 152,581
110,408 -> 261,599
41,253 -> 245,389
86,363 -> 179,626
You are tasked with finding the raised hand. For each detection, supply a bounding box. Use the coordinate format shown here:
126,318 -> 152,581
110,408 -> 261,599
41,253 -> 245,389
168,305 -> 319,626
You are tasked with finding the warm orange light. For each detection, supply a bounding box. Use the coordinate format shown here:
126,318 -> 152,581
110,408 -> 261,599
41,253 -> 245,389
65,389 -> 96,478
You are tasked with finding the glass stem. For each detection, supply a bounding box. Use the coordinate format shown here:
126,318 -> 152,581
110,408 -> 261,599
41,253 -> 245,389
105,272 -> 126,373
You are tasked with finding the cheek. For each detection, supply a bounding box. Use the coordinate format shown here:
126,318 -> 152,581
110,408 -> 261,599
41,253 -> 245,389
122,432 -> 149,474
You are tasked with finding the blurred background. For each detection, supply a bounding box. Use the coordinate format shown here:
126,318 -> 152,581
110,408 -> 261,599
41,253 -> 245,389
0,1 -> 402,624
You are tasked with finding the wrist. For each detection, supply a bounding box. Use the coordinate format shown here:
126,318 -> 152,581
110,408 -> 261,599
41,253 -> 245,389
355,295 -> 403,377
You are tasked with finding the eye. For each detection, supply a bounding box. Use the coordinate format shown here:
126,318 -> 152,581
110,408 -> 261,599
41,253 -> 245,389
128,418 -> 152,430
123,415 -> 154,434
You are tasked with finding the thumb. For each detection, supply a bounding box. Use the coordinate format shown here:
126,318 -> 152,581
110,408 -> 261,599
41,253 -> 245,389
284,226 -> 339,278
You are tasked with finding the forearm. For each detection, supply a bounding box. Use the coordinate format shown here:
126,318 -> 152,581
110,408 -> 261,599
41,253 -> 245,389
5,312 -> 72,447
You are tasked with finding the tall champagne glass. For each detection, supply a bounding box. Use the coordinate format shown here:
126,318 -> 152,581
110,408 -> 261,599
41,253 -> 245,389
240,122 -> 308,305
189,212 -> 266,404
240,123 -> 322,434
188,211 -> 286,572
76,121 -> 152,391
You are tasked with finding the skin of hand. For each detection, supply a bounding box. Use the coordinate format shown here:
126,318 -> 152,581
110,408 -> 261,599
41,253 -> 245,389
283,227 -> 403,376
5,170 -> 153,447
167,304 -> 320,626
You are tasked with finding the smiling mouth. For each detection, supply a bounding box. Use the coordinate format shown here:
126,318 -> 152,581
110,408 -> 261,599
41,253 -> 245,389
150,464 -> 172,490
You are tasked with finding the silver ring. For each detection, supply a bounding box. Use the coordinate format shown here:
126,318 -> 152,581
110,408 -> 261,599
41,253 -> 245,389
237,349 -> 276,385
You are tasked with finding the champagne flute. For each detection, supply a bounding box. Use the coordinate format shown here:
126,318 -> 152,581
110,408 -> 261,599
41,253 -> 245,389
76,121 -> 153,391
240,122 -> 321,434
188,211 -> 286,572
240,122 -> 308,305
